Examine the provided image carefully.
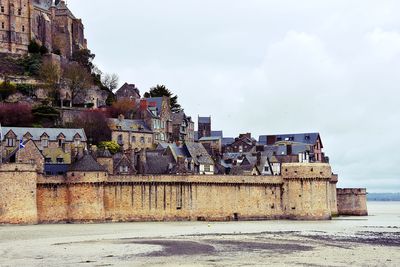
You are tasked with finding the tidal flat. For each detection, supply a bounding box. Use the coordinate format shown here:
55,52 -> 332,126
0,202 -> 399,267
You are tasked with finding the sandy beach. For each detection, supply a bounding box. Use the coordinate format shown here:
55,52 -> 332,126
0,202 -> 399,267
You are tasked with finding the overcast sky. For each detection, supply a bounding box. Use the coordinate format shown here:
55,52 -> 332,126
68,0 -> 399,192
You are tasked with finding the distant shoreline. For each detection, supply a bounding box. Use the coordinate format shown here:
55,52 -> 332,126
367,193 -> 400,202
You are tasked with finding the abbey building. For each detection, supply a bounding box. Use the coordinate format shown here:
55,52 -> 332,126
0,0 -> 86,57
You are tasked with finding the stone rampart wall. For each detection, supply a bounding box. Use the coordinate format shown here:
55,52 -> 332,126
0,163 -> 354,224
0,164 -> 38,224
337,188 -> 368,216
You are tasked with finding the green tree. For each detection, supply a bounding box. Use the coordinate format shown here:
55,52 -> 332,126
98,141 -> 120,154
71,49 -> 95,73
143,84 -> 182,113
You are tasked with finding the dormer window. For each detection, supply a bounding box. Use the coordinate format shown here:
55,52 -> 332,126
74,138 -> 81,146
41,138 -> 49,148
6,138 -> 15,147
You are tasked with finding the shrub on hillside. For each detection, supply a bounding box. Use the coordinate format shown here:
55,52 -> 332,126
28,40 -> 41,54
0,103 -> 33,126
0,81 -> 17,100
66,110 -> 111,145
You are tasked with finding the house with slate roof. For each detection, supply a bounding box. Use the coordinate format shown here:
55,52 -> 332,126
137,97 -> 173,143
1,126 -> 86,165
115,83 -> 141,102
224,133 -> 256,153
171,111 -> 195,143
258,133 -> 325,162
1,126 -> 87,175
108,115 -> 154,151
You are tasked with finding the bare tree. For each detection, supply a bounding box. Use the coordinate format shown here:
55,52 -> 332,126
102,73 -> 119,92
39,61 -> 61,89
62,62 -> 92,104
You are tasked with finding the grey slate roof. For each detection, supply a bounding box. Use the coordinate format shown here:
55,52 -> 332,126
2,127 -> 87,142
69,153 -> 106,172
144,97 -> 164,116
185,142 -> 214,165
259,133 -> 320,146
146,153 -> 173,174
108,118 -> 152,133
222,137 -> 235,146
115,83 -> 140,99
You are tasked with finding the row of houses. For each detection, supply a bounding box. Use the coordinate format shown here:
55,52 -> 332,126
0,82 -> 328,177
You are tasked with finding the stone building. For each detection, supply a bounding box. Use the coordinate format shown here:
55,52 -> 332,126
1,126 -> 87,173
115,83 -> 140,102
224,133 -> 256,153
171,111 -> 194,143
197,116 -> 211,140
198,136 -> 222,156
258,133 -> 325,163
137,97 -> 173,144
108,115 -> 154,151
0,0 -> 86,57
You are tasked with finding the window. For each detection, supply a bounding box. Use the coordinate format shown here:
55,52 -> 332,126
58,139 -> 63,147
277,137 -> 282,141
131,136 -> 136,143
56,157 -> 64,163
6,138 -> 15,147
204,164 -> 211,172
1,6 -> 4,13
264,166 -> 269,172
140,137 -> 145,143
41,138 -> 49,148
74,138 -> 81,146
148,137 -> 152,143
117,134 -> 123,145
18,8 -> 21,15
1,22 -> 4,29
22,25 -> 25,32
45,157 -> 52,163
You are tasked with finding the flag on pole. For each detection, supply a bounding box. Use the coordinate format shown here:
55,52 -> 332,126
19,138 -> 25,149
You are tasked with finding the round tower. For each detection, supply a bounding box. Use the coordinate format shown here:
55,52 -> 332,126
66,152 -> 107,222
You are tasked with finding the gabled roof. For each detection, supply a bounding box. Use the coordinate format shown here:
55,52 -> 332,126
222,137 -> 235,146
185,142 -> 214,165
69,153 -> 106,172
146,153 -> 173,174
144,97 -> 164,116
2,127 -> 87,142
115,83 -> 140,99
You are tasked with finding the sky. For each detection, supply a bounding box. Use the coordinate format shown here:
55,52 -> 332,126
68,0 -> 400,192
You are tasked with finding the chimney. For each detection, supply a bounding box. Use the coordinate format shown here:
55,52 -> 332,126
138,148 -> 147,175
256,152 -> 261,166
130,149 -> 137,174
287,144 -> 292,155
140,99 -> 148,111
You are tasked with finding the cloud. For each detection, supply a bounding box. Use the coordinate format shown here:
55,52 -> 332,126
68,0 -> 400,192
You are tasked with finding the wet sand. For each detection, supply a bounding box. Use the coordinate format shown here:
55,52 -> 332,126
0,202 -> 399,266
